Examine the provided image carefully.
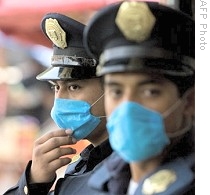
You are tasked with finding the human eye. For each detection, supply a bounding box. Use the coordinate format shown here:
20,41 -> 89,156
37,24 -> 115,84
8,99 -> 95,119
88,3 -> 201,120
107,87 -> 123,99
67,84 -> 81,91
50,83 -> 59,92
141,87 -> 162,98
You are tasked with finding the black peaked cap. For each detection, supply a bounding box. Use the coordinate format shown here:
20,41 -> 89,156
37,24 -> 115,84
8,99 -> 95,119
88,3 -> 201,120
84,1 -> 195,79
37,13 -> 97,81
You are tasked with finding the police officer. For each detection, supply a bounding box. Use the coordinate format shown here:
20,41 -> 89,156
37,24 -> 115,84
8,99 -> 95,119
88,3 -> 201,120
3,13 -> 112,195
84,1 -> 195,194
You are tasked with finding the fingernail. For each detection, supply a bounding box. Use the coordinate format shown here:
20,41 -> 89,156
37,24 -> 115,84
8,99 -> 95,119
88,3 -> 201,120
65,129 -> 73,135
72,137 -> 77,144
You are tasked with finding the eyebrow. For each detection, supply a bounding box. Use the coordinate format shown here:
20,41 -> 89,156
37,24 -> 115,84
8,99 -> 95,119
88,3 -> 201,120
49,79 -> 85,85
104,78 -> 163,87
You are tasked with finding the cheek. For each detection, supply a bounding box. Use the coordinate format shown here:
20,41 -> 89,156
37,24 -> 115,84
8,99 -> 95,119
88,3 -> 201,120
105,96 -> 116,117
91,100 -> 105,116
89,94 -> 105,116
164,106 -> 184,133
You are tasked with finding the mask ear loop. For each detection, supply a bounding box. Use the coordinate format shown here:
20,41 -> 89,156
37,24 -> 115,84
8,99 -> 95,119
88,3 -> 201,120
162,90 -> 194,138
90,93 -> 107,118
167,116 -> 193,138
162,89 -> 193,118
91,93 -> 104,107
162,99 -> 183,118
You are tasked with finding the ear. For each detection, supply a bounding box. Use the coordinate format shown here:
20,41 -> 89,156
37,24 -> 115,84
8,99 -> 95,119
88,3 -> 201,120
183,87 -> 195,118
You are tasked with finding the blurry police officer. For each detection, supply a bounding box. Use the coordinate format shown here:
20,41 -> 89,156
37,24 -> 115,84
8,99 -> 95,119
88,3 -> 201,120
4,13 -> 112,195
84,1 -> 195,194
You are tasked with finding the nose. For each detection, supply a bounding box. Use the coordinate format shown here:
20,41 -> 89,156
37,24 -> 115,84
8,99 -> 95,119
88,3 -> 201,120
55,88 -> 69,99
122,88 -> 138,103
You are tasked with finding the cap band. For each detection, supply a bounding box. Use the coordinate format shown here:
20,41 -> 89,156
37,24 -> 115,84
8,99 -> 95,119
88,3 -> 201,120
97,46 -> 194,77
51,55 -> 97,67
100,46 -> 195,69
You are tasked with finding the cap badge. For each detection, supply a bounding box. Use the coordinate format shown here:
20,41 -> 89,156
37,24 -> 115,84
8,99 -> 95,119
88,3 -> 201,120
142,169 -> 177,195
115,1 -> 156,42
45,18 -> 67,49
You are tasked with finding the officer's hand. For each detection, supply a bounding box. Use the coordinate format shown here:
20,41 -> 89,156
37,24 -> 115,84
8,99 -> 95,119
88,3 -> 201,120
30,129 -> 77,183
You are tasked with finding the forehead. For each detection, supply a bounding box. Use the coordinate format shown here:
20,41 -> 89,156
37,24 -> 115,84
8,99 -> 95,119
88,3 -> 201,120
104,72 -> 166,84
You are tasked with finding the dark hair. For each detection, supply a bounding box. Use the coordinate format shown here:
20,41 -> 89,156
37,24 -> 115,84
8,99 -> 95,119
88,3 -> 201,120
164,74 -> 194,96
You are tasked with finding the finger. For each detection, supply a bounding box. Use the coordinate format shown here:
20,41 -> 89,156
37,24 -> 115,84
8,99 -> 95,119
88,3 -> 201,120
34,135 -> 77,154
44,147 -> 77,163
36,129 -> 73,145
48,157 -> 72,172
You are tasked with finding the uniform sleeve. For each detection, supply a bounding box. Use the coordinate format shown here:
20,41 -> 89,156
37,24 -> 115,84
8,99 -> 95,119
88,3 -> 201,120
3,160 -> 56,195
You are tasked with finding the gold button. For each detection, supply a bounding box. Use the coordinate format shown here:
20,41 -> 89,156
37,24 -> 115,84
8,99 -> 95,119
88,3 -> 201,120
24,186 -> 28,195
142,169 -> 177,195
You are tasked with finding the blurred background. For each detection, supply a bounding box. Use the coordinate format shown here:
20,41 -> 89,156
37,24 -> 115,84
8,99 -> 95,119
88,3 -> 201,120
0,0 -> 194,193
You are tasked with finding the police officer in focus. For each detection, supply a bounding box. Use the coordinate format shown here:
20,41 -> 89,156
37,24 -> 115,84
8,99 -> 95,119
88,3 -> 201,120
4,13 -> 112,195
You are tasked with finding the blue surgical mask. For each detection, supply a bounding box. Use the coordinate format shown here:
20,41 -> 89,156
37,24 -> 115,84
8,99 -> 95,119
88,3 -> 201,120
107,101 -> 170,162
51,95 -> 104,140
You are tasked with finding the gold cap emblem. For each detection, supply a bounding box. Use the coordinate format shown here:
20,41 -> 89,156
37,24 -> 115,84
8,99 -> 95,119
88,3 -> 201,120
45,18 -> 67,49
142,169 -> 177,195
115,1 -> 156,42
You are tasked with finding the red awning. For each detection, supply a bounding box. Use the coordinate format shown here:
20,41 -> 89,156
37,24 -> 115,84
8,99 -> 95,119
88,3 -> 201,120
0,0 -> 125,47
0,0 -> 164,47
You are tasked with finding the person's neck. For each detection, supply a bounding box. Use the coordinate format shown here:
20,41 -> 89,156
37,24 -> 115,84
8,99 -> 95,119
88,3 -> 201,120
88,130 -> 108,147
129,157 -> 161,183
